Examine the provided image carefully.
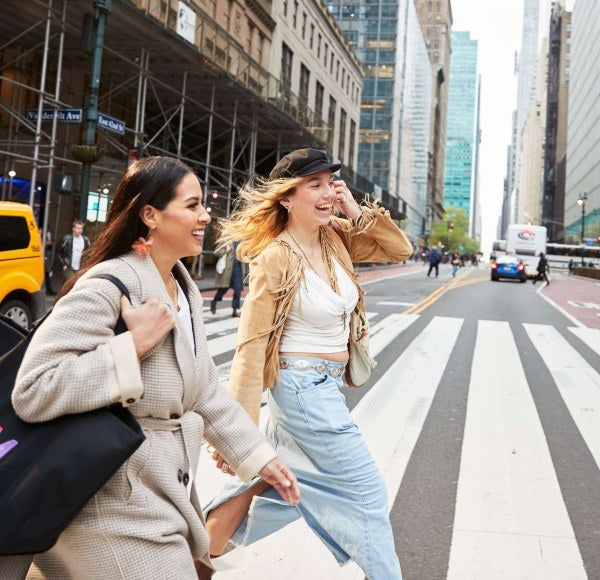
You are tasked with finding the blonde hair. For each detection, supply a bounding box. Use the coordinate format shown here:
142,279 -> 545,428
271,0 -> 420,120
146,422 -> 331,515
217,175 -> 304,261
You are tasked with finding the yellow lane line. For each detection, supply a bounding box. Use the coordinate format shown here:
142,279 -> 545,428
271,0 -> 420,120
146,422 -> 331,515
402,269 -> 487,315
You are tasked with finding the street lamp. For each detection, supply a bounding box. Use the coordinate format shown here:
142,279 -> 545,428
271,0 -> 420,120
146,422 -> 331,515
576,192 -> 587,266
8,170 -> 16,198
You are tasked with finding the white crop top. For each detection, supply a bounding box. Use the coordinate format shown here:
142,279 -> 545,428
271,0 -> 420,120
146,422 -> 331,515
279,258 -> 359,353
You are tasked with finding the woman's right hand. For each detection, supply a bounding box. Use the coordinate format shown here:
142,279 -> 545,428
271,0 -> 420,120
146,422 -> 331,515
120,295 -> 175,358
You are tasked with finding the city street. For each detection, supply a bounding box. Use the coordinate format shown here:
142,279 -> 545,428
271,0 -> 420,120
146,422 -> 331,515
195,262 -> 600,580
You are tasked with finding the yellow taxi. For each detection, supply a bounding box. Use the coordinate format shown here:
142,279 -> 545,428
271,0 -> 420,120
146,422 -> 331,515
0,201 -> 45,328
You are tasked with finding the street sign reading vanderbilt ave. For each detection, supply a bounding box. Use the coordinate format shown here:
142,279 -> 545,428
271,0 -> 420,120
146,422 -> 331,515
26,108 -> 82,122
25,109 -> 125,135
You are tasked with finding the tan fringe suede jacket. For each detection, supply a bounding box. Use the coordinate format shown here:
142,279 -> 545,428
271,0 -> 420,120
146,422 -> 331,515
229,204 -> 414,424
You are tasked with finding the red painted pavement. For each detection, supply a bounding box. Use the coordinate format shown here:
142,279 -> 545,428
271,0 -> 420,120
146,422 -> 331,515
541,273 -> 600,329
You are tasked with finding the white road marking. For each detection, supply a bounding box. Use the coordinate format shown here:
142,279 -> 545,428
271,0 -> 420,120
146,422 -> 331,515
448,320 -> 586,580
568,326 -> 600,355
525,323 -> 600,471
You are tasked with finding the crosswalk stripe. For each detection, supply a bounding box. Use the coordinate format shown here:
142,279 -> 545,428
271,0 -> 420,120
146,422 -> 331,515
568,326 -> 600,355
354,315 -> 463,499
448,320 -> 586,579
369,313 -> 418,357
524,323 -> 600,471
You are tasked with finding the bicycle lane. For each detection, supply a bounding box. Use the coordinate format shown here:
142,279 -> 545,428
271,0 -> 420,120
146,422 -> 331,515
538,273 -> 600,329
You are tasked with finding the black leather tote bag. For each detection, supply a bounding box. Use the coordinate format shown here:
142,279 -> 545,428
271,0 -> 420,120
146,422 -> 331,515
0,274 -> 145,555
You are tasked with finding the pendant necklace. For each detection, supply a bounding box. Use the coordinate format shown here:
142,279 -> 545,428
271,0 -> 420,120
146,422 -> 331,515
169,273 -> 179,310
287,229 -> 347,329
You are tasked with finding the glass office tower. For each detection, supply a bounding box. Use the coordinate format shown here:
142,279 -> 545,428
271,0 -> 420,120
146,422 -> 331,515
444,31 -> 478,220
328,0 -> 431,237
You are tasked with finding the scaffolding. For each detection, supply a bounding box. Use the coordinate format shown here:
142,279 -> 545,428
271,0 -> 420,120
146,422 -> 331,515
0,0 -> 336,262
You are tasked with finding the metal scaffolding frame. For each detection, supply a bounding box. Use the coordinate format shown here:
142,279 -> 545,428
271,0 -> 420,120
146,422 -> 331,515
0,0 -> 334,248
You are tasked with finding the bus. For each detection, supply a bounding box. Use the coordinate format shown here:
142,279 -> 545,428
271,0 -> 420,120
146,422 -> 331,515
545,243 -> 600,269
506,224 -> 547,276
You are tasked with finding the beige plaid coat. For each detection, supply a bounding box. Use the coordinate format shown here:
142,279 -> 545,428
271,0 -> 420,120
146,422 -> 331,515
4,252 -> 275,580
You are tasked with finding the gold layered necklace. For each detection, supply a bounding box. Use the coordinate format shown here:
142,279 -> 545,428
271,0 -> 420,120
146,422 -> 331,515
287,228 -> 347,329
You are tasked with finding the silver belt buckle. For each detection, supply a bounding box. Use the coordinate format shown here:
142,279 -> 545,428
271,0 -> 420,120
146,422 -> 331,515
330,367 -> 341,377
293,359 -> 311,371
314,362 -> 326,374
279,358 -> 289,369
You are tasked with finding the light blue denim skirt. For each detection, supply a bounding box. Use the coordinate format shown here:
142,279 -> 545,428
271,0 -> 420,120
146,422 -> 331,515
205,356 -> 402,579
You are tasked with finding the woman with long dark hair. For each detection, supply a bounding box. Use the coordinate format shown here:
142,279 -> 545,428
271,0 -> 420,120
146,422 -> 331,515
8,157 -> 299,579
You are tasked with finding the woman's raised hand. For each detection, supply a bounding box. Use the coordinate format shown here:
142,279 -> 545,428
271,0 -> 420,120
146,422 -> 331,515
120,295 -> 175,358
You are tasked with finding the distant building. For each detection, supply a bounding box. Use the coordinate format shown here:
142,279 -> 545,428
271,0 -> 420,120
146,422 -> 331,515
512,0 -> 551,223
542,1 -> 571,242
517,37 -> 548,228
328,0 -> 432,237
414,0 -> 454,226
443,31 -> 478,226
564,0 -> 600,243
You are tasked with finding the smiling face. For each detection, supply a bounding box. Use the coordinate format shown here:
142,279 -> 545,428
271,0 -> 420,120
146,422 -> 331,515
146,172 -> 211,261
285,169 -> 335,229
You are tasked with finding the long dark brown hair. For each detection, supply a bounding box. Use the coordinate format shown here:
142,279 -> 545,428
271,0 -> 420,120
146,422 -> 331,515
58,156 -> 194,297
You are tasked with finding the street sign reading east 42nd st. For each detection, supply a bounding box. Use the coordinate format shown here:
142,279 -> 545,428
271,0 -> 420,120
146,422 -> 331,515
97,113 -> 125,135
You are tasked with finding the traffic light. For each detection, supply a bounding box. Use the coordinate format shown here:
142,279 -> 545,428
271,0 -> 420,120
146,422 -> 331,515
447,221 -> 455,231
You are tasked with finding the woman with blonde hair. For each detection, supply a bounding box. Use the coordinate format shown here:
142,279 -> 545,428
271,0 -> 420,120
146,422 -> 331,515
202,148 -> 413,578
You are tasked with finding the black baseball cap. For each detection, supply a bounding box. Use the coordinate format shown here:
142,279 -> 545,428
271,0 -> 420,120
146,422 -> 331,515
269,148 -> 342,180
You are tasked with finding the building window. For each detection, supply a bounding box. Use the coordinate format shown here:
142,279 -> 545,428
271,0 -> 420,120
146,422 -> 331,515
330,51 -> 334,74
317,33 -> 322,57
324,42 -> 329,67
349,119 -> 356,167
299,64 -> 310,106
328,96 -> 336,148
293,1 -> 298,27
281,43 -> 293,97
257,33 -> 264,65
310,23 -> 315,49
336,60 -> 340,82
283,0 -> 288,17
315,81 -> 324,121
339,108 -> 347,162
302,13 -> 307,39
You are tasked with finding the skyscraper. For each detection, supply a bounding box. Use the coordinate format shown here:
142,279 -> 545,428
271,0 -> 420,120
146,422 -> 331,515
443,31 -> 478,223
414,0 -> 453,225
327,0 -> 432,238
512,0 -> 552,223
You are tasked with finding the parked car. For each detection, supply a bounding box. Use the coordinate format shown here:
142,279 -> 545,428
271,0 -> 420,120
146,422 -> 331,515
0,202 -> 46,328
490,255 -> 527,283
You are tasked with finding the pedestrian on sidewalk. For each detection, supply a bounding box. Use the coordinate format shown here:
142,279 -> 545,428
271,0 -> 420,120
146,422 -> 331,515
532,251 -> 550,285
58,219 -> 91,280
203,148 -> 412,579
5,156 -> 299,580
210,241 -> 247,317
427,247 -> 441,277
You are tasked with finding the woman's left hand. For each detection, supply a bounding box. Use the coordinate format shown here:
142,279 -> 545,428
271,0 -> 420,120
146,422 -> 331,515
332,179 -> 361,221
259,459 -> 301,506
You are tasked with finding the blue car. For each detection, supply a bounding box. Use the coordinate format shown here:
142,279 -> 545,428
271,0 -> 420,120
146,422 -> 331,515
491,255 -> 527,282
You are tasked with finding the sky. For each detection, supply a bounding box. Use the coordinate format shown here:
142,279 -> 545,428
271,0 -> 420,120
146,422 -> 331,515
449,0 -> 523,253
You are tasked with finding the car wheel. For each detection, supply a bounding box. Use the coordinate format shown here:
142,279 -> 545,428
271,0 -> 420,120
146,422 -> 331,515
0,299 -> 32,330
520,278 -> 526,283
491,276 -> 498,281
